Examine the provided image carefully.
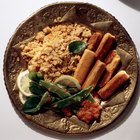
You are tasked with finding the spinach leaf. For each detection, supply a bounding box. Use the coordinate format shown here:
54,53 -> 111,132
22,95 -> 41,114
22,92 -> 49,114
29,81 -> 46,95
68,41 -> 87,54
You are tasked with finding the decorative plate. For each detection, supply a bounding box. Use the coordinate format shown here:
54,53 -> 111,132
3,2 -> 139,134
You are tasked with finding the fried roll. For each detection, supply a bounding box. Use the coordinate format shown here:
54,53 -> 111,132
99,54 -> 121,88
98,70 -> 130,100
82,60 -> 105,89
74,49 -> 95,85
95,33 -> 115,60
87,32 -> 103,51
104,50 -> 117,64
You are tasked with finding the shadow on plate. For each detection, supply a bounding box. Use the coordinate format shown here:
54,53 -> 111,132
119,0 -> 140,11
13,58 -> 140,140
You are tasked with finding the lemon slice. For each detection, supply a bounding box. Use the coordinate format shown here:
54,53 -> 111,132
17,70 -> 32,96
54,75 -> 81,94
19,91 -> 27,104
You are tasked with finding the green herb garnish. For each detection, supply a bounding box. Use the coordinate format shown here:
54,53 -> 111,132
68,41 -> 87,54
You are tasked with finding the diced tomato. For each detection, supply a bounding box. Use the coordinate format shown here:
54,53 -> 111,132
76,100 -> 102,124
61,107 -> 72,117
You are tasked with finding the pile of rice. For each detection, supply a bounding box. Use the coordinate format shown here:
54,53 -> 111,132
20,23 -> 92,81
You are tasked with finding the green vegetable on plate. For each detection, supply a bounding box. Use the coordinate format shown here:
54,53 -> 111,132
28,71 -> 44,83
87,94 -> 95,102
68,40 -> 87,54
29,81 -> 46,95
52,86 -> 93,110
22,92 -> 50,114
39,80 -> 71,99
54,75 -> 81,94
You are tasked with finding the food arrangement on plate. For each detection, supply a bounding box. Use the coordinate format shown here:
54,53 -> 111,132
4,3 -> 138,134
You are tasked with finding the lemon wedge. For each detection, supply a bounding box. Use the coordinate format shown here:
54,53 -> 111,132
54,75 -> 81,94
19,91 -> 27,104
17,70 -> 32,96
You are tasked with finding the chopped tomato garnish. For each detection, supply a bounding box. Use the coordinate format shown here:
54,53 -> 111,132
62,107 -> 72,117
76,100 -> 102,123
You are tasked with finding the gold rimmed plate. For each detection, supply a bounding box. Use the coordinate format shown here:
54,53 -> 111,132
3,2 -> 139,134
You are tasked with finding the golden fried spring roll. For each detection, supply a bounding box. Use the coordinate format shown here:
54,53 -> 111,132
82,60 -> 105,89
99,54 -> 121,88
95,33 -> 115,60
98,70 -> 130,100
74,49 -> 95,85
104,50 -> 117,64
87,32 -> 103,51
